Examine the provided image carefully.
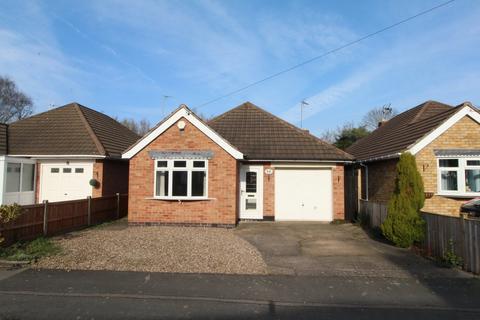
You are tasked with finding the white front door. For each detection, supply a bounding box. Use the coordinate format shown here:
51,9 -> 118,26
239,165 -> 263,219
40,161 -> 93,202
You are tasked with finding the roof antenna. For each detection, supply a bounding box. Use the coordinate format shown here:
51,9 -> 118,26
300,99 -> 310,128
382,103 -> 392,121
161,95 -> 173,118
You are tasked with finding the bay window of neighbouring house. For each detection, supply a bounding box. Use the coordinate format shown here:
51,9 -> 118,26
438,158 -> 480,196
154,159 -> 207,199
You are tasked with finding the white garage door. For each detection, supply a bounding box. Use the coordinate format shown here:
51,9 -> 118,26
40,162 -> 93,202
275,168 -> 333,221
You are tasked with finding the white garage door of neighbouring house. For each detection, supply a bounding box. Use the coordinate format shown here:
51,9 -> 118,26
275,168 -> 333,221
40,162 -> 93,203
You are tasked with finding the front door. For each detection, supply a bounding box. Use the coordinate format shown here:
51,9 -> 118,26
239,165 -> 263,219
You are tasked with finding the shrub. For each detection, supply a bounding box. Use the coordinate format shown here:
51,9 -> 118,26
442,239 -> 463,268
0,203 -> 22,245
381,153 -> 426,248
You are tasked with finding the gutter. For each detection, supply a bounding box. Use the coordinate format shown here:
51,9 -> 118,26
353,152 -> 402,164
7,155 -> 107,159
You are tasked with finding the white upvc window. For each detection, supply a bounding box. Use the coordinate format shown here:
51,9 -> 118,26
6,162 -> 35,193
153,159 -> 208,199
437,158 -> 480,196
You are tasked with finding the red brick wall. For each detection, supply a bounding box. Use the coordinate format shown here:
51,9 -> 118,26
263,163 -> 275,218
333,164 -> 345,220
128,117 -> 238,226
92,161 -> 103,198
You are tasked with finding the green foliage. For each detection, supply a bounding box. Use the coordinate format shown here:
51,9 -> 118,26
0,238 -> 61,261
0,203 -> 22,245
441,239 -> 463,268
381,153 -> 426,248
333,126 -> 370,150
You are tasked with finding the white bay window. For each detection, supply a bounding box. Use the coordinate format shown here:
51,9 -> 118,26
438,158 -> 480,196
154,159 -> 207,199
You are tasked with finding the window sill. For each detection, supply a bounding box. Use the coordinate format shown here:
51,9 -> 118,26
145,197 -> 215,201
437,193 -> 480,199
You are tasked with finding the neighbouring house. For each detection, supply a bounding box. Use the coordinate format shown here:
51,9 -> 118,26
122,102 -> 353,227
0,103 -> 139,205
347,100 -> 480,216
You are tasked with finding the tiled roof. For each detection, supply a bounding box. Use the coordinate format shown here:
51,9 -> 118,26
208,102 -> 353,161
8,103 -> 139,157
346,100 -> 462,161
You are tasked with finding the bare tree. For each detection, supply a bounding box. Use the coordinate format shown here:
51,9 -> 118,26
118,117 -> 151,136
0,76 -> 33,123
361,105 -> 398,131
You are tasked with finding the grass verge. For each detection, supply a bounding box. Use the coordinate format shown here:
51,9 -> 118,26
0,237 -> 61,262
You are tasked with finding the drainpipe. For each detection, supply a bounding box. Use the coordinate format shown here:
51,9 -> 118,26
359,163 -> 368,201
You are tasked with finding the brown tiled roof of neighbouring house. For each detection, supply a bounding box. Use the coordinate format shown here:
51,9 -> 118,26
346,100 -> 466,161
7,102 -> 139,157
208,102 -> 353,161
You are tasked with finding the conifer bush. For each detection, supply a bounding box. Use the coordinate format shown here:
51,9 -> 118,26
381,153 -> 426,248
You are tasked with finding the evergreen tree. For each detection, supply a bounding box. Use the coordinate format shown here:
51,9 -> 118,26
381,152 -> 425,247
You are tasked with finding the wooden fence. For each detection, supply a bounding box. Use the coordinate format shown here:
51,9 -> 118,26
0,194 -> 128,245
359,199 -> 388,228
359,199 -> 480,274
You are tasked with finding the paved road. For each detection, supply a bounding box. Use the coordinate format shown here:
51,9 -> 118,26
0,268 -> 479,319
235,222 -> 468,278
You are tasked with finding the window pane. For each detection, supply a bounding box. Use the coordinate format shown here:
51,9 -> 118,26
466,169 -> 480,192
441,170 -> 458,191
63,168 -> 72,173
193,161 -> 205,168
172,171 -> 187,196
174,161 -> 186,167
6,163 -> 21,193
157,161 -> 168,168
467,160 -> 480,166
439,159 -> 458,167
246,172 -> 257,193
155,171 -> 169,196
75,168 -> 84,173
246,198 -> 257,210
191,171 -> 206,196
51,168 -> 59,173
21,164 -> 35,192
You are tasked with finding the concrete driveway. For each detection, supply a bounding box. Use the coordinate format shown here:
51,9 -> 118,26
235,222 -> 467,278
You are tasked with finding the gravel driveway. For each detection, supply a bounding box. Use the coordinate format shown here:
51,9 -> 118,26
35,220 -> 267,274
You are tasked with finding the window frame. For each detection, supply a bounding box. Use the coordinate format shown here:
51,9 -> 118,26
153,159 -> 208,200
437,157 -> 480,197
5,161 -> 36,194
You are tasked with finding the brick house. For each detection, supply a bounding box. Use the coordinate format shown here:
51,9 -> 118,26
122,102 -> 352,227
0,103 -> 139,205
347,100 -> 480,216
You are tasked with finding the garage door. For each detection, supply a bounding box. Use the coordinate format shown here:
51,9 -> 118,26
275,168 -> 333,221
40,163 -> 93,202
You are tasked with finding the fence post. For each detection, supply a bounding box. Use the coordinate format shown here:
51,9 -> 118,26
116,193 -> 120,219
87,196 -> 92,226
43,200 -> 48,236
460,213 -> 467,269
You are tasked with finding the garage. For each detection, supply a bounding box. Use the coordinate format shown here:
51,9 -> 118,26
39,161 -> 93,202
274,168 -> 333,221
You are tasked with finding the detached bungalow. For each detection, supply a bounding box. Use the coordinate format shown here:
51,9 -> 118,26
0,103 -> 139,205
122,102 -> 353,227
347,100 -> 480,216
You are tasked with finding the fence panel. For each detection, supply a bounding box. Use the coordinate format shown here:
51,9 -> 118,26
90,195 -> 117,224
359,200 -> 387,228
1,194 -> 128,246
47,199 -> 89,235
0,204 -> 44,245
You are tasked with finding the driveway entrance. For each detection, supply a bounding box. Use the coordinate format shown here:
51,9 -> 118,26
235,222 -> 467,278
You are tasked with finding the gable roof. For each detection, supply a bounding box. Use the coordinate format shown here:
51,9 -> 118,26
8,102 -> 139,158
208,102 -> 353,161
347,100 -> 479,161
122,105 -> 244,160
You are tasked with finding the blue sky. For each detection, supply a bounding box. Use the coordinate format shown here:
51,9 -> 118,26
0,0 -> 479,136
